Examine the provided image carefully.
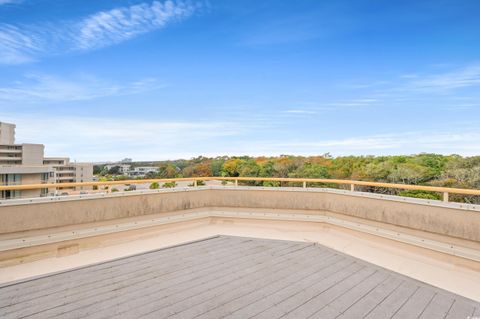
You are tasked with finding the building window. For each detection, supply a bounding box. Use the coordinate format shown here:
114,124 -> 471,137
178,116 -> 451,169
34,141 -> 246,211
1,174 -> 22,185
1,190 -> 20,199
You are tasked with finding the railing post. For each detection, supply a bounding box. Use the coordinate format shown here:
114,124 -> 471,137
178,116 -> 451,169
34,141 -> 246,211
350,183 -> 355,192
303,181 -> 306,188
234,179 -> 238,187
443,192 -> 449,202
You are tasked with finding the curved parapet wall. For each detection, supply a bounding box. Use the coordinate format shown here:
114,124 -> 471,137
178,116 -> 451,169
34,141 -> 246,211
1,186 -> 479,244
209,188 -> 480,242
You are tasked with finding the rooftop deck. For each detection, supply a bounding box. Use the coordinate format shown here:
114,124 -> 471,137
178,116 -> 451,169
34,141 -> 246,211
1,235 -> 478,319
1,180 -> 479,317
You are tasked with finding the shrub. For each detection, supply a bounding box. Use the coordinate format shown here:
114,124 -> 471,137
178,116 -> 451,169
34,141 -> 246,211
398,190 -> 441,200
188,180 -> 205,186
150,182 -> 160,189
162,182 -> 177,188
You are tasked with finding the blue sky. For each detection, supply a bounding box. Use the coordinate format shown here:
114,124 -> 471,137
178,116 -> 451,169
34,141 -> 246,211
0,0 -> 479,161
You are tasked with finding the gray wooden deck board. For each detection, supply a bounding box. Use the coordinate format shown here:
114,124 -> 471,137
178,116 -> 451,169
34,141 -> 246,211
0,236 -> 238,308
121,244 -> 322,319
445,299 -> 477,319
82,242 -> 308,318
473,306 -> 480,317
4,239 -> 286,318
43,242 -> 292,319
251,261 -> 364,319
336,276 -> 404,319
0,235 -> 235,306
308,271 -> 391,318
220,255 -> 347,319
0,235 -> 478,319
280,266 -> 379,318
418,293 -> 455,319
390,286 -> 436,319
171,251 -> 345,319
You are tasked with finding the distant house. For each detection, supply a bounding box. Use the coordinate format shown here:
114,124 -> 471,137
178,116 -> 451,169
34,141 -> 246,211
102,163 -> 158,178
104,164 -> 131,174
126,166 -> 159,177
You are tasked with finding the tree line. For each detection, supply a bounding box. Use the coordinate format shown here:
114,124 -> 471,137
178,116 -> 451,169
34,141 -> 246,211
95,154 -> 480,203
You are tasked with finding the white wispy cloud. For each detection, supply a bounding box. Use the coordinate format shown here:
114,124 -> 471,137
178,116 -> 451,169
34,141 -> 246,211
281,109 -> 317,114
209,130 -> 478,158
0,74 -> 163,102
1,113 -> 251,161
76,1 -> 196,50
441,103 -> 480,111
409,63 -> 480,91
0,0 -> 200,64
343,63 -> 480,98
0,24 -> 44,64
342,81 -> 390,89
266,131 -> 480,155
2,111 -> 479,160
327,98 -> 379,107
0,0 -> 21,5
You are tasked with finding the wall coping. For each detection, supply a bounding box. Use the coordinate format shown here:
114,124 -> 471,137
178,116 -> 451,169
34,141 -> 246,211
1,185 -> 479,212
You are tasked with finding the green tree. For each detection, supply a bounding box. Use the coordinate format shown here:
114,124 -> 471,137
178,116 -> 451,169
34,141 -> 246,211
289,162 -> 330,179
222,158 -> 246,177
387,163 -> 429,184
108,166 -> 121,175
93,165 -> 103,175
211,158 -> 225,176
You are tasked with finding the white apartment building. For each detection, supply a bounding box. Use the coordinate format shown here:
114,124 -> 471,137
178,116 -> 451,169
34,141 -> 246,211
0,121 -> 93,199
43,158 -> 94,191
104,163 -> 132,174
0,123 -> 53,199
127,166 -> 159,177
103,163 -> 159,177
0,122 -> 15,144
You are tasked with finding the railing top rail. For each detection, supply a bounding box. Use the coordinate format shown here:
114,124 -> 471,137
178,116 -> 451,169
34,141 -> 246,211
0,176 -> 479,196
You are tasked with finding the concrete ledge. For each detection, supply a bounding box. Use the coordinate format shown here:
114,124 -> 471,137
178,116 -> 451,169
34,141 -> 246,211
2,186 -> 479,211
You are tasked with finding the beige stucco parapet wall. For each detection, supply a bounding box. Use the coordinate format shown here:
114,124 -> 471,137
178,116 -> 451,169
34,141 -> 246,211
1,186 -> 479,242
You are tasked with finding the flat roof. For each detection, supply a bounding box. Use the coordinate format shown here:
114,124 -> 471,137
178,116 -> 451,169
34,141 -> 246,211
0,236 -> 478,319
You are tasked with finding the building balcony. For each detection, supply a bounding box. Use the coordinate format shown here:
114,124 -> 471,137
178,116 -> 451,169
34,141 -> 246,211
0,149 -> 22,154
53,168 -> 75,172
55,174 -> 75,179
55,178 -> 75,182
55,179 -> 75,183
0,181 -> 22,186
0,156 -> 21,161
0,177 -> 479,318
0,165 -> 53,174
